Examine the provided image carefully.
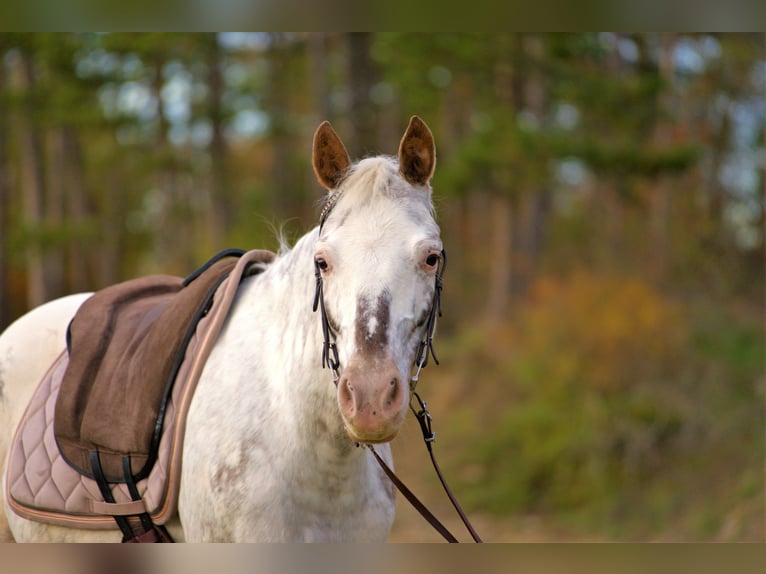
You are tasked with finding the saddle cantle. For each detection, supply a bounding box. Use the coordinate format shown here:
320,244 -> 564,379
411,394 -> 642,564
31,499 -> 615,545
5,249 -> 274,539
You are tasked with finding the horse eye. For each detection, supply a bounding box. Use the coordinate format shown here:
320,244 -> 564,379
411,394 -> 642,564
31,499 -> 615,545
425,254 -> 440,268
315,258 -> 329,272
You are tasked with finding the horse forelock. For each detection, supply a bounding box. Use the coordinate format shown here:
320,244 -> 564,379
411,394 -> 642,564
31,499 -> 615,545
320,156 -> 436,230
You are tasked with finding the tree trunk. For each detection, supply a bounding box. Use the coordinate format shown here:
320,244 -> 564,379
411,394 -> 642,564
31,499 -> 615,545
649,33 -> 677,281
207,33 -> 230,247
306,33 -> 342,203
96,179 -> 120,288
19,49 -> 49,308
62,125 -> 92,293
151,54 -> 188,272
484,33 -> 522,324
346,33 -> 379,154
44,128 -> 67,298
267,33 -> 293,217
0,57 -> 11,328
486,194 -> 514,324
307,33 -> 331,124
515,35 -> 549,298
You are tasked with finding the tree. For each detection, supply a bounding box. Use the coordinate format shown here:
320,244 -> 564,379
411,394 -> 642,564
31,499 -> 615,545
0,39 -> 10,328
17,40 -> 50,308
345,33 -> 380,154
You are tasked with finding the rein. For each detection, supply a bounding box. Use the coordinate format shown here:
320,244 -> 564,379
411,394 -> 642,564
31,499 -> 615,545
312,210 -> 482,543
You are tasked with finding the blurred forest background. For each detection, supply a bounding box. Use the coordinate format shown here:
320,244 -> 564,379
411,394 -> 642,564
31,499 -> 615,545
0,33 -> 763,541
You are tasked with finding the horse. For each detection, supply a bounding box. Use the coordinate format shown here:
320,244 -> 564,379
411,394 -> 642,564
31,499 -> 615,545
0,116 -> 444,542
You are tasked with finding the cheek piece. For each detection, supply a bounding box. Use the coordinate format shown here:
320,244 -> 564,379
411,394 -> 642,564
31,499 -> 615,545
312,257 -> 341,384
410,248 -> 446,387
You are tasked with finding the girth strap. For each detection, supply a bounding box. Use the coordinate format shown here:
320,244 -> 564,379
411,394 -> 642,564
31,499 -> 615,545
89,451 -> 134,541
89,451 -> 174,542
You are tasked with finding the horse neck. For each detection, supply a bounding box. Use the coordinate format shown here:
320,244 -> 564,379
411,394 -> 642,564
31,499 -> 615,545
242,229 -> 360,462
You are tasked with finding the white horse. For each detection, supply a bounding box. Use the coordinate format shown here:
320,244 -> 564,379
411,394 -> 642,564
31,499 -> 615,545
0,116 -> 443,542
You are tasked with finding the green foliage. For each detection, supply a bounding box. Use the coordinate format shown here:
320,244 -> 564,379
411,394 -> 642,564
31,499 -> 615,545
7,220 -> 100,258
692,306 -> 764,387
374,33 -> 493,113
550,135 -> 701,177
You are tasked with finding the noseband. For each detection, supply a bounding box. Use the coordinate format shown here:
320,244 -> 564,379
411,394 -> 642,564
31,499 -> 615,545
311,198 -> 481,543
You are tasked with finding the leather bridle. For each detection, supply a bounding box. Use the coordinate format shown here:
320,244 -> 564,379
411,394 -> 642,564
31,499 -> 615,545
312,199 -> 482,543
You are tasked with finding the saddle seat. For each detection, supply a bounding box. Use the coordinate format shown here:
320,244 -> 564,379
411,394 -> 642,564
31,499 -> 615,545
5,249 -> 274,534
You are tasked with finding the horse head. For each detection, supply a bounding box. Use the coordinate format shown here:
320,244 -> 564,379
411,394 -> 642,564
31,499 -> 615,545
311,116 -> 443,444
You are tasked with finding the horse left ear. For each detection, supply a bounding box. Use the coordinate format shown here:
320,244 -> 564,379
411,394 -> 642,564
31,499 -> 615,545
313,121 -> 351,190
398,116 -> 436,186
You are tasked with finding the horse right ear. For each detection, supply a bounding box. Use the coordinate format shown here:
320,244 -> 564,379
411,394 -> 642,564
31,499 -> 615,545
312,121 -> 351,190
398,116 -> 436,186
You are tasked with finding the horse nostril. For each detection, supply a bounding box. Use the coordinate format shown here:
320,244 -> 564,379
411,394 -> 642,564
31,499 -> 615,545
386,377 -> 400,407
339,377 -> 353,410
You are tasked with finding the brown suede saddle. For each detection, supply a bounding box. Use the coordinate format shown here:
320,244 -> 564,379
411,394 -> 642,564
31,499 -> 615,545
6,249 -> 274,541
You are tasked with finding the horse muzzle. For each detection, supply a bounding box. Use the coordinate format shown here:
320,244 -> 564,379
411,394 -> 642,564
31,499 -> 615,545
336,354 -> 407,443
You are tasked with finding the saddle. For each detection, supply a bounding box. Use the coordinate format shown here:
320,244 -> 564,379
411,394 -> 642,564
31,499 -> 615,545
5,249 -> 275,541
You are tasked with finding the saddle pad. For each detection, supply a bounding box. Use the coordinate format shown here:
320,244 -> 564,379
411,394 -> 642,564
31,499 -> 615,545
55,252 -> 242,481
6,250 -> 274,528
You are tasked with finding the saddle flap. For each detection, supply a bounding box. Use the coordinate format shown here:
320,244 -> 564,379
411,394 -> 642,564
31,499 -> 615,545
54,254 -> 242,482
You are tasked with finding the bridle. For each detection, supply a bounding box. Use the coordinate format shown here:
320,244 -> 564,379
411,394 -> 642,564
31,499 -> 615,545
312,194 -> 482,543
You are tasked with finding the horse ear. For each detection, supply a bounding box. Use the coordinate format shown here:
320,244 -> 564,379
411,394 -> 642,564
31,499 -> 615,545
313,121 -> 351,190
398,116 -> 436,186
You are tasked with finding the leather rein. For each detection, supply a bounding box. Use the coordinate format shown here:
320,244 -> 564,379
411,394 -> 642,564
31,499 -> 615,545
312,198 -> 482,543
